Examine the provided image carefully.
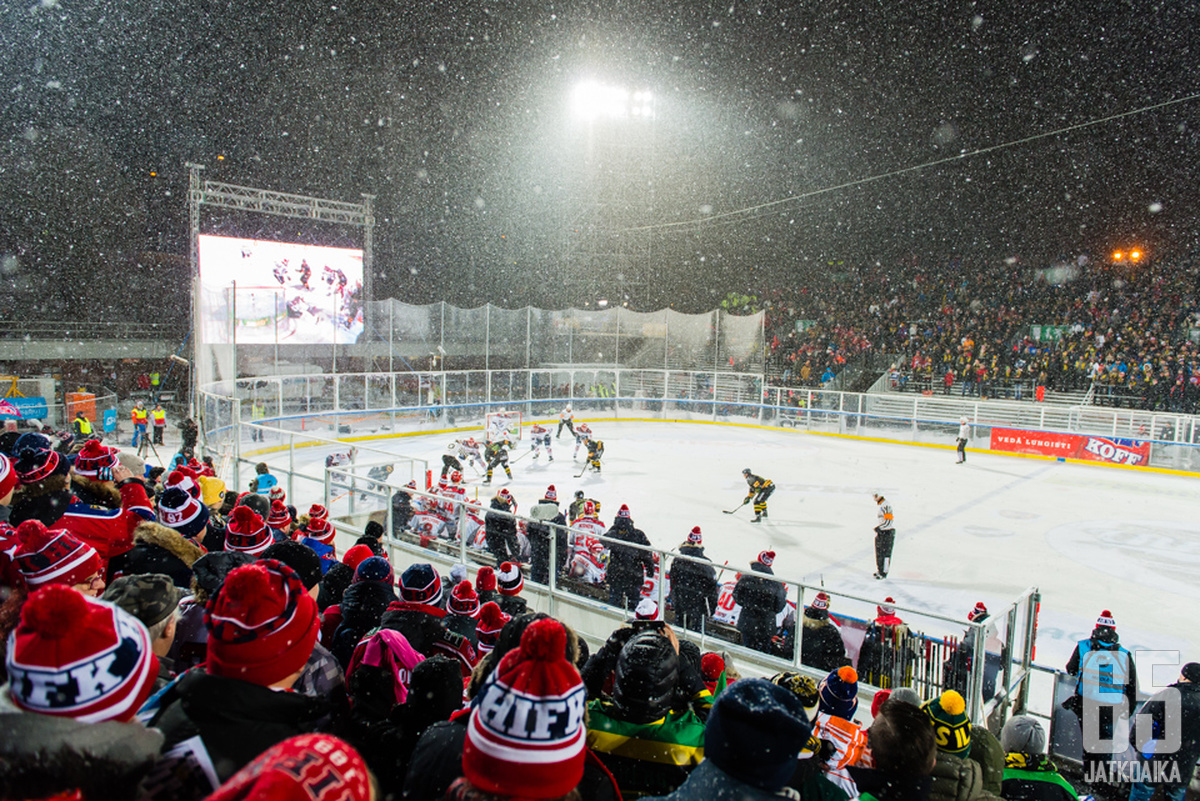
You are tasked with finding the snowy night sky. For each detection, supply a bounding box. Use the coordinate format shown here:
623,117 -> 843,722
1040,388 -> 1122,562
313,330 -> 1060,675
1,0 -> 1198,315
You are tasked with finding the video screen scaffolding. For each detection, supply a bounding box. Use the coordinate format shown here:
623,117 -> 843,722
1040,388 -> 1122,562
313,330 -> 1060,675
188,162 -> 375,388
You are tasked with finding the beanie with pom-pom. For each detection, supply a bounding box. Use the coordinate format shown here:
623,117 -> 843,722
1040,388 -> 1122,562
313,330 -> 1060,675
475,565 -> 497,594
475,601 -> 511,655
157,485 -> 210,538
818,665 -> 859,719
225,505 -> 271,556
497,562 -> 523,596
924,690 -> 971,755
6,584 -> 158,723
13,519 -> 102,589
13,447 -> 65,484
448,580 -> 480,617
72,439 -> 120,478
205,559 -> 319,686
463,618 -> 585,798
266,499 -> 293,530
302,515 -> 334,546
162,468 -> 201,500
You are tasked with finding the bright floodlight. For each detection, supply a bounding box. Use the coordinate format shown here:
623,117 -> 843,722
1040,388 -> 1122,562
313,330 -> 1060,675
572,81 -> 654,121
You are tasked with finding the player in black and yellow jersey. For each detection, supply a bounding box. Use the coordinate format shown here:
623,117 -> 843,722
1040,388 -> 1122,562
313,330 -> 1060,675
742,468 -> 775,522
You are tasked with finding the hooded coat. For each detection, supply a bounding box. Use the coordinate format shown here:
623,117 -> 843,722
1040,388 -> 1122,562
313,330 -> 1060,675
604,516 -> 656,609
732,560 -> 787,652
801,608 -> 849,672
107,521 -> 205,588
669,544 -> 719,631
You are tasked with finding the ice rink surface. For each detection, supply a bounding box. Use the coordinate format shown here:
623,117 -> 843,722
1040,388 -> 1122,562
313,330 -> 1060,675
281,418 -> 1200,671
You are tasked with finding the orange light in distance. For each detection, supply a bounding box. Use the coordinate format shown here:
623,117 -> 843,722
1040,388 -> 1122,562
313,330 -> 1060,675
1129,250 -> 1142,261
1112,251 -> 1124,261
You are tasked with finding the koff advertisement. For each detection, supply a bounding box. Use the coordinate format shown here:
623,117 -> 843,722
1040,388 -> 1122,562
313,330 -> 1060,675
198,234 -> 364,345
989,427 -> 1151,467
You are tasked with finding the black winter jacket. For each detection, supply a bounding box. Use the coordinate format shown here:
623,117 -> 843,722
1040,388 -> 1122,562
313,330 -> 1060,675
153,669 -> 329,786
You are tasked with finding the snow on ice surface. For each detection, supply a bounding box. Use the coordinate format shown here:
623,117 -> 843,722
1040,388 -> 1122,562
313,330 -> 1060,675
271,419 -> 1200,672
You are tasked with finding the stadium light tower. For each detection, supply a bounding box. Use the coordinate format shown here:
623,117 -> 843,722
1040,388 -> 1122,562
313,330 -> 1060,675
566,80 -> 656,307
571,81 -> 655,121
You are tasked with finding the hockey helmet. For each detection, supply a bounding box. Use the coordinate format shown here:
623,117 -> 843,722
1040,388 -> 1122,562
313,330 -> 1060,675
574,490 -> 585,499
464,437 -> 477,447
565,405 -> 572,412
498,488 -> 513,505
959,416 -> 969,424
583,500 -> 596,517
742,468 -> 752,476
450,470 -> 462,484
577,423 -> 591,434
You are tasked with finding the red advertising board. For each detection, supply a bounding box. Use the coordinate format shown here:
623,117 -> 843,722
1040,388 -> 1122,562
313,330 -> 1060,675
989,427 -> 1151,467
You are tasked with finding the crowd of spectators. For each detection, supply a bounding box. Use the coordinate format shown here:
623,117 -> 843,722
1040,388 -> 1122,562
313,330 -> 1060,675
0,424 -> 1196,801
760,256 -> 1200,413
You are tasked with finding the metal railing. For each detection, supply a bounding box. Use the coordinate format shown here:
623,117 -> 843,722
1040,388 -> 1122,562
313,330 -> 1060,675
324,462 -> 1040,724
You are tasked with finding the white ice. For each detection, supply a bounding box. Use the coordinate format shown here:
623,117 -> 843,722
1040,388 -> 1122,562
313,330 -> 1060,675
266,418 -> 1200,678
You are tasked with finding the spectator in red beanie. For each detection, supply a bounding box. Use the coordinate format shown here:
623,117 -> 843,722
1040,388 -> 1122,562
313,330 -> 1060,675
0,585 -> 164,800
204,733 -> 373,801
454,618 -> 588,799
150,559 -> 326,791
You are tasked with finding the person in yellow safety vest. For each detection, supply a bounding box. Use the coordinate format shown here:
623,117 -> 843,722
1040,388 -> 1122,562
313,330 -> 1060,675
73,411 -> 93,439
250,398 -> 265,442
130,402 -> 148,449
151,403 -> 167,445
149,371 -> 161,402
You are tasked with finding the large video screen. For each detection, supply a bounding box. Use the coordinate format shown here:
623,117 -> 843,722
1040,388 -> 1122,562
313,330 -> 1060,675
197,234 -> 365,345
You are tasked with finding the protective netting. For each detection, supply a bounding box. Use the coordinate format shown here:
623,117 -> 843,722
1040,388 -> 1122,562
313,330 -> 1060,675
199,300 -> 764,387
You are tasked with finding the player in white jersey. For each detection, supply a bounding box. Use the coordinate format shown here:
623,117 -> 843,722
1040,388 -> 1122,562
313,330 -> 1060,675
573,423 -> 592,459
556,405 -> 575,439
439,470 -> 467,525
529,422 -> 553,462
567,500 -> 608,583
443,438 -> 484,477
872,493 -> 895,579
956,416 -> 970,464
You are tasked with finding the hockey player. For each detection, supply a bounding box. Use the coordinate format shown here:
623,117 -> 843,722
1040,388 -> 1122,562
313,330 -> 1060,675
568,500 -> 608,584
528,422 -> 553,462
440,470 -> 467,527
872,493 -> 895,579
556,404 -> 575,439
272,260 -> 289,285
483,438 -> 512,485
956,416 -> 970,464
573,423 -> 592,459
584,434 -> 604,474
742,468 -> 774,522
441,440 -> 462,478
298,259 -> 312,290
568,490 -> 601,522
442,438 -> 483,477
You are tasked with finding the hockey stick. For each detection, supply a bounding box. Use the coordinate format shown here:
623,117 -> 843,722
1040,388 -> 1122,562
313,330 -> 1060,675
575,462 -> 591,479
722,500 -> 749,515
509,447 -> 535,465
